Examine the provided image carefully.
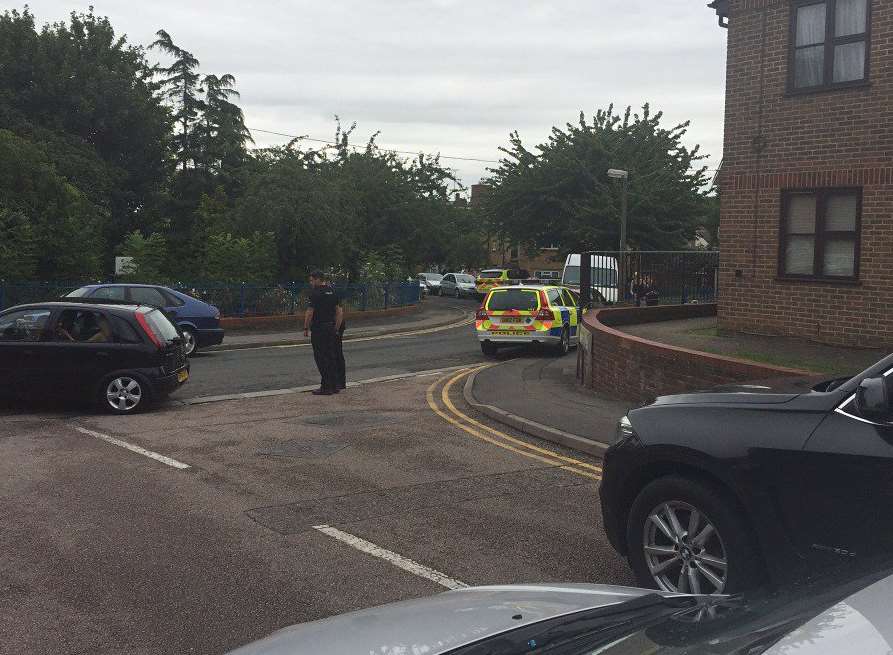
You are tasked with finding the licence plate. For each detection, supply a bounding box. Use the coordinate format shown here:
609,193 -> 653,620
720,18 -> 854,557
499,317 -> 524,324
177,369 -> 189,383
492,330 -> 528,336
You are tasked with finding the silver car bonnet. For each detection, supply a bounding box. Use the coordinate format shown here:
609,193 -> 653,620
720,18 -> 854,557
764,573 -> 893,655
225,584 -> 662,655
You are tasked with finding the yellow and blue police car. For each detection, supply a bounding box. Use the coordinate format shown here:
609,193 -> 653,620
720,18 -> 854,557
476,284 -> 581,357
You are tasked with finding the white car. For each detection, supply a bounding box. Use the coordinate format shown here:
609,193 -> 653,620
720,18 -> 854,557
440,273 -> 477,298
417,273 -> 443,296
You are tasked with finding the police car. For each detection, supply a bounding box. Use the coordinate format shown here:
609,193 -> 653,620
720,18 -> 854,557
476,284 -> 581,357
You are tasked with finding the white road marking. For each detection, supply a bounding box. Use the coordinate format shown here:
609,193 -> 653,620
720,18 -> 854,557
74,427 -> 191,470
181,364 -> 476,405
313,524 -> 468,591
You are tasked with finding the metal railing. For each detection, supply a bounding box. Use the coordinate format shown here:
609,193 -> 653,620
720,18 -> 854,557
577,250 -> 719,306
0,281 -> 422,316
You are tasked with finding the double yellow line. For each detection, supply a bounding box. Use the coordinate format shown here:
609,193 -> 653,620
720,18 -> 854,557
426,367 -> 602,481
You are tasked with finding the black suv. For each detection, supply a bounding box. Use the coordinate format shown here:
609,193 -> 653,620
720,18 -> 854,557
601,353 -> 893,595
0,301 -> 189,414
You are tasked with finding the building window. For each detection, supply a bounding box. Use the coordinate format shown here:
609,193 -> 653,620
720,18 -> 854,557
790,0 -> 870,91
779,188 -> 861,281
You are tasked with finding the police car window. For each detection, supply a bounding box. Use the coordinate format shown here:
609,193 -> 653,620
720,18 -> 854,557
0,309 -> 51,342
547,289 -> 563,306
561,289 -> 576,307
487,290 -> 539,312
479,271 -> 503,279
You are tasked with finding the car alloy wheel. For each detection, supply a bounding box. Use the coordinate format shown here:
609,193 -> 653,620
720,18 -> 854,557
644,501 -> 728,594
182,328 -> 197,356
106,376 -> 143,413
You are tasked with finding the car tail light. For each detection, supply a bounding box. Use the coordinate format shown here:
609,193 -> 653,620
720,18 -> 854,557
535,290 -> 552,321
135,312 -> 163,349
535,307 -> 553,321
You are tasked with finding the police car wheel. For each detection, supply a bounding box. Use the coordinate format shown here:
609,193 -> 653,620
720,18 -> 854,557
481,342 -> 499,358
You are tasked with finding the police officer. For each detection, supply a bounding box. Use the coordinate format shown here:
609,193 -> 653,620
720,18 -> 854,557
303,271 -> 344,396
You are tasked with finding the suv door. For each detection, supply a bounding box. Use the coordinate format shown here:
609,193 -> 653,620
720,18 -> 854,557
789,396 -> 893,568
0,308 -> 53,395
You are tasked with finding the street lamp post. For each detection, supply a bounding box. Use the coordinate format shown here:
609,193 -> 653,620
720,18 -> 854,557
606,169 -> 629,253
607,169 -> 629,302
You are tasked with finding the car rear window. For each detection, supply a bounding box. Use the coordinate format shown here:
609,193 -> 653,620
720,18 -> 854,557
487,289 -> 540,312
142,309 -> 179,343
479,271 -> 504,279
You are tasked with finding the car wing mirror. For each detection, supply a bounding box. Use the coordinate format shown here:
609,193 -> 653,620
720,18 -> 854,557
856,377 -> 892,422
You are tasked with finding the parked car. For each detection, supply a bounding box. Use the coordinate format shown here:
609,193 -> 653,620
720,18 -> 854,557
417,273 -> 444,296
600,353 -> 893,595
66,284 -> 223,356
440,273 -> 477,298
0,301 -> 189,414
474,268 -> 529,298
476,285 -> 581,357
225,566 -> 893,654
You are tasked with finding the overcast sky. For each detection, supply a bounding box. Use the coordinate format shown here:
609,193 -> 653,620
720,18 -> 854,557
22,0 -> 728,191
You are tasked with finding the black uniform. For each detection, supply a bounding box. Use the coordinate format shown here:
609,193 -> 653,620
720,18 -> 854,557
308,285 -> 341,393
335,318 -> 347,390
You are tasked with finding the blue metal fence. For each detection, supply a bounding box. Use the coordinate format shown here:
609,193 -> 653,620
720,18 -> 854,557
0,281 -> 422,316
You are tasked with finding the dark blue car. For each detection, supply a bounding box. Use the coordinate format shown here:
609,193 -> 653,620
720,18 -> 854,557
67,284 -> 224,356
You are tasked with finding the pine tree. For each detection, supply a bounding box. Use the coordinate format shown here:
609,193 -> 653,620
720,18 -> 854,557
151,30 -> 203,171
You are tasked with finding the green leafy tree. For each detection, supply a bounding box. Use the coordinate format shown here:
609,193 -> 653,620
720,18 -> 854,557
202,232 -> 276,283
119,231 -> 169,282
0,8 -> 171,262
484,104 -> 713,254
0,129 -> 104,279
0,209 -> 37,280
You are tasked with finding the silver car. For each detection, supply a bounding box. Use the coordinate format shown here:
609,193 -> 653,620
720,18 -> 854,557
226,569 -> 893,654
440,273 -> 477,298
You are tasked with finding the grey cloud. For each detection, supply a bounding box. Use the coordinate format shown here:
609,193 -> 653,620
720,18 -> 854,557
23,0 -> 727,186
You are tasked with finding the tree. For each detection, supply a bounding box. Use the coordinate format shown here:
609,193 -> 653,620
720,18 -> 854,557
151,29 -> 203,172
202,73 -> 252,183
0,8 -> 171,262
202,232 -> 277,283
484,104 -> 714,254
119,231 -> 169,282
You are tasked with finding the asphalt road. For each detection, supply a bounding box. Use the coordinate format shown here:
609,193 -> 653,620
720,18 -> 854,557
185,296 -> 488,398
1,295 -> 633,655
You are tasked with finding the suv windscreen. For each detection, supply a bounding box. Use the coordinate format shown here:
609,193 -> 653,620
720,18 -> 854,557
487,290 -> 540,312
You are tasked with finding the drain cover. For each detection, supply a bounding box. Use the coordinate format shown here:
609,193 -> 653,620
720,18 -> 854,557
256,439 -> 348,458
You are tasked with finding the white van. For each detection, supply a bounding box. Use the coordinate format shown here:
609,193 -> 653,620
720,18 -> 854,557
561,254 -> 619,303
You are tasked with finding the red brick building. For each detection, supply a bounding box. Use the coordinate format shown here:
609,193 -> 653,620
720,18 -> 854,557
711,0 -> 892,347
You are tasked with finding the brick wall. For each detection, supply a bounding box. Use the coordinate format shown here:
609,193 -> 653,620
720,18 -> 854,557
576,304 -> 810,402
719,0 -> 893,348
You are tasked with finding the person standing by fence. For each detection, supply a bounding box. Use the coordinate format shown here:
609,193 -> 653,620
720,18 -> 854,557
303,271 -> 344,396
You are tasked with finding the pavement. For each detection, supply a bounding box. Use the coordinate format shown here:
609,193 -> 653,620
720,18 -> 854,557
211,298 -> 471,351
464,354 -> 633,455
622,316 -> 888,376
1,368 -> 632,655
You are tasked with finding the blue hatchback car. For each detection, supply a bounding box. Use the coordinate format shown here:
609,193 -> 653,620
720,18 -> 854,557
67,284 -> 224,356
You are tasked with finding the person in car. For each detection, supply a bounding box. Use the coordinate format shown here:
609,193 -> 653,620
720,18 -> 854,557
86,314 -> 113,343
55,313 -> 77,342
